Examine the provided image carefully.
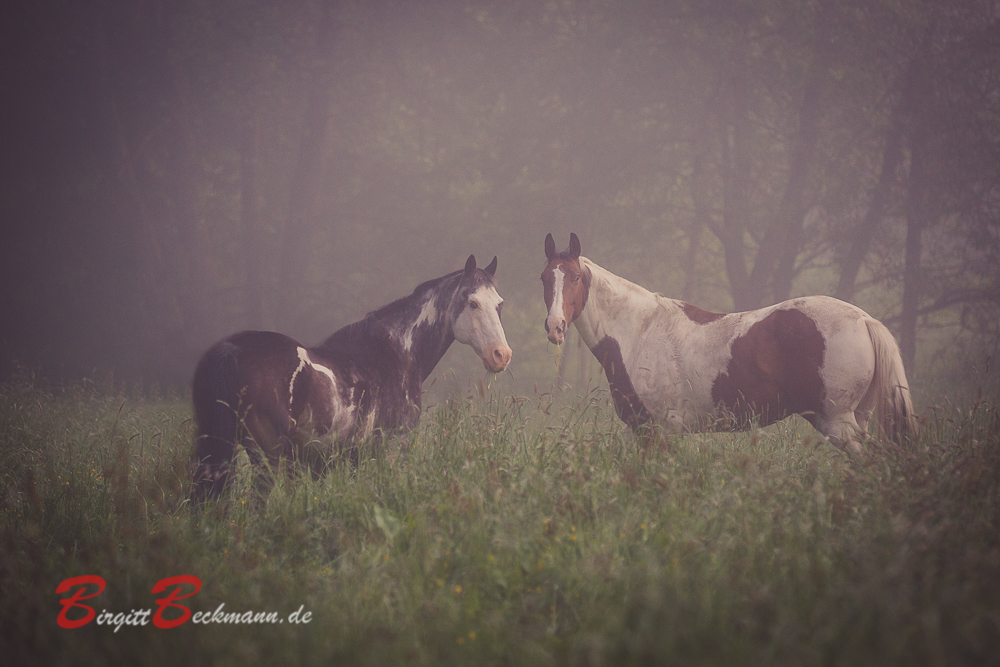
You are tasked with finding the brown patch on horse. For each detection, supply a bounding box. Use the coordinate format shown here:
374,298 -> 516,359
710,308 -> 826,428
592,336 -> 652,430
681,302 -> 725,325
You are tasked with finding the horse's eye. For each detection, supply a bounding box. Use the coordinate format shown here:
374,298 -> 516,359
469,300 -> 479,310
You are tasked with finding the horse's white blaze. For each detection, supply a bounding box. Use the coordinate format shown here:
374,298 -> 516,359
545,266 -> 566,339
453,284 -> 511,372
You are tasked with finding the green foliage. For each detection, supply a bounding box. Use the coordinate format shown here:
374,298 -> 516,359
2,379 -> 999,665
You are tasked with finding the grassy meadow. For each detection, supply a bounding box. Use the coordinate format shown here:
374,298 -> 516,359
1,375 -> 999,666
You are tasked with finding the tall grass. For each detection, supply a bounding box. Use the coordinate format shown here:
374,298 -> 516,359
1,376 -> 999,665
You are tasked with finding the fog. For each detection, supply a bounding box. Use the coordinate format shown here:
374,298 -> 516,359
2,0 -> 998,403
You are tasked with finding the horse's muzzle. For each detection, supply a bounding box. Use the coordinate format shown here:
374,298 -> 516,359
545,316 -> 566,345
483,345 -> 512,373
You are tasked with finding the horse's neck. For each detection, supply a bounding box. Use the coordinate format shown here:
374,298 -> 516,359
575,258 -> 666,351
320,276 -> 458,385
392,278 -> 459,382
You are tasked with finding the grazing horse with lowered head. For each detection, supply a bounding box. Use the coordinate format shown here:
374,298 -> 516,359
541,233 -> 916,453
191,254 -> 512,500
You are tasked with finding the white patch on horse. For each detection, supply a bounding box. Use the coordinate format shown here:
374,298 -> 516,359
402,297 -> 439,351
289,347 -> 310,402
291,346 -> 337,401
453,284 -> 511,372
548,266 -> 565,326
307,353 -> 337,385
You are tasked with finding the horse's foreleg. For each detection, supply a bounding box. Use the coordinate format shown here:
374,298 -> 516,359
631,420 -> 673,456
298,437 -> 335,480
242,411 -> 287,504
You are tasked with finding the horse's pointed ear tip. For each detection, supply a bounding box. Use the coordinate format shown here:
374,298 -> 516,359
569,232 -> 581,257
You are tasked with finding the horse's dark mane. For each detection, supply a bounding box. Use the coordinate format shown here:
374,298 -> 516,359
319,267 -> 496,348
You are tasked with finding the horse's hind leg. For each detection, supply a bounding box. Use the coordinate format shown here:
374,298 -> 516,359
854,409 -> 872,438
190,434 -> 236,502
817,412 -> 865,458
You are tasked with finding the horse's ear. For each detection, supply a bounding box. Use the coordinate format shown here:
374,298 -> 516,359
544,233 -> 556,260
484,255 -> 497,276
464,254 -> 477,278
569,233 -> 581,259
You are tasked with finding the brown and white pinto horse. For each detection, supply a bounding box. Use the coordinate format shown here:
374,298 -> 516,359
542,233 -> 916,453
190,255 -> 512,501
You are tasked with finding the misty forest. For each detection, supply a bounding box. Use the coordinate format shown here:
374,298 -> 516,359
3,0 -> 1000,665
3,0 -> 998,397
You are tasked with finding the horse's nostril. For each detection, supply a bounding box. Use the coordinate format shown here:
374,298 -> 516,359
487,347 -> 511,370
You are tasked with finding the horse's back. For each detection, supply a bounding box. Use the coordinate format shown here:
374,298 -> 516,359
665,295 -> 878,430
193,331 -> 301,410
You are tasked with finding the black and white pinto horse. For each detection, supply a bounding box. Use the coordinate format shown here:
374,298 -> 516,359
190,255 -> 512,500
541,234 -> 916,453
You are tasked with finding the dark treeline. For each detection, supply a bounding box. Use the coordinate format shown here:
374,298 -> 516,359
1,0 -> 998,395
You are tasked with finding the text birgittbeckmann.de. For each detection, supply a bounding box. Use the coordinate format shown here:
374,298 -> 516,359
56,575 -> 312,631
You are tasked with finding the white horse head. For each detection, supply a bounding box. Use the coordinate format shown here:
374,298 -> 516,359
452,254 -> 512,372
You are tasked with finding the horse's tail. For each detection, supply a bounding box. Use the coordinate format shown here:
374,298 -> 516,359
864,318 -> 917,444
189,340 -> 242,502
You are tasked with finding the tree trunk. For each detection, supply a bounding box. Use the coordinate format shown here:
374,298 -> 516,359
761,0 -> 832,304
898,24 -> 937,372
900,137 -> 926,372
277,2 -> 339,329
682,137 -> 711,303
834,122 -> 903,301
835,26 -> 933,302
713,1 -> 831,310
716,75 -> 754,310
161,0 -> 218,355
241,108 -> 265,328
